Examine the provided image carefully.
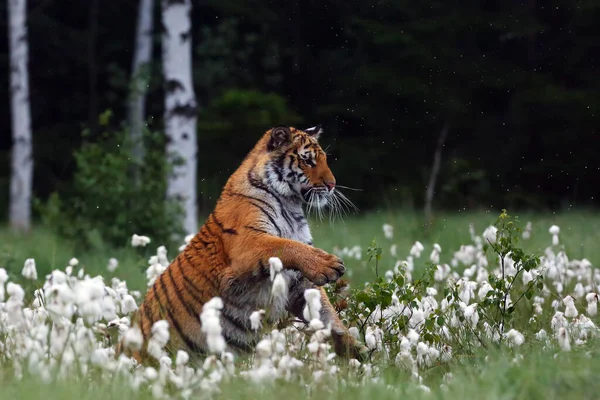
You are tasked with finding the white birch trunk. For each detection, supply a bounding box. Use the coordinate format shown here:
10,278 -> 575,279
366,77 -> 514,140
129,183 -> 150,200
129,0 -> 154,165
8,0 -> 33,232
162,0 -> 198,235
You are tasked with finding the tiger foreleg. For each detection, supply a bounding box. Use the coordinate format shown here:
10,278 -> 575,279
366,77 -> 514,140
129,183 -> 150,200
229,235 -> 346,286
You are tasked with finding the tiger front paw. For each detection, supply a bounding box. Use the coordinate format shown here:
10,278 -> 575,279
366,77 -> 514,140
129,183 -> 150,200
304,248 -> 345,286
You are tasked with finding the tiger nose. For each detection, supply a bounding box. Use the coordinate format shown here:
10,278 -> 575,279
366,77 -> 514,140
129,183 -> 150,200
323,180 -> 336,191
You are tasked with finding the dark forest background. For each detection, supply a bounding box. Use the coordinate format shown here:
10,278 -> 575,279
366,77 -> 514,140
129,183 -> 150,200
1,0 -> 598,219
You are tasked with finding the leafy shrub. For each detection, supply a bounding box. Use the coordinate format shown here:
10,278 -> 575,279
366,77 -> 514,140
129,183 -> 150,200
328,210 -> 544,362
36,116 -> 184,251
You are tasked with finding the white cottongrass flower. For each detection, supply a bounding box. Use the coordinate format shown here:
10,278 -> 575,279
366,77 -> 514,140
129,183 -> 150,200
176,350 -> 190,366
131,234 -> 151,247
121,294 -> 138,314
409,241 -> 424,258
107,258 -> 119,272
407,328 -> 420,344
549,225 -> 560,246
390,244 -> 397,258
69,258 -> 79,267
147,320 -> 170,359
572,283 -> 585,299
586,293 -> 598,317
382,223 -> 394,239
178,233 -> 196,252
123,326 -> 144,352
271,274 -> 288,300
22,258 -> 37,280
505,329 -> 525,347
249,310 -> 265,331
429,243 -> 441,264
478,281 -> 493,300
146,253 -> 168,287
551,311 -> 567,332
482,225 -> 498,244
0,268 -> 8,301
200,297 -> 226,354
535,329 -> 548,341
563,296 -> 579,318
269,257 -> 288,306
303,289 -> 322,321
522,221 -> 532,239
461,302 -> 479,326
557,327 -> 571,351
269,257 -> 283,281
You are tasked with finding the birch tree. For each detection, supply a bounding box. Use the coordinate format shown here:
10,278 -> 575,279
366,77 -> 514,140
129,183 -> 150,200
129,0 -> 154,170
8,0 -> 33,232
162,0 -> 198,235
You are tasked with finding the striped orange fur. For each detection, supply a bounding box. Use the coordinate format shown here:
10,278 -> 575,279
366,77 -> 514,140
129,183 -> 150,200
118,125 -> 367,362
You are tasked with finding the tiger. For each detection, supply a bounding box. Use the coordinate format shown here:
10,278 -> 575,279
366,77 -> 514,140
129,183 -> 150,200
118,125 -> 368,363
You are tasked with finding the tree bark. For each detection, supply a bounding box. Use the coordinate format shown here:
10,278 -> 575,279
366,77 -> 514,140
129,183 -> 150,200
162,0 -> 198,235
129,0 -> 155,174
8,0 -> 33,232
424,123 -> 450,226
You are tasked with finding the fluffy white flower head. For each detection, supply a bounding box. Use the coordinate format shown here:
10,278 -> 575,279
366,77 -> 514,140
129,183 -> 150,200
482,226 -> 498,244
22,258 -> 37,280
269,257 -> 283,281
131,234 -> 151,247
382,223 -> 394,239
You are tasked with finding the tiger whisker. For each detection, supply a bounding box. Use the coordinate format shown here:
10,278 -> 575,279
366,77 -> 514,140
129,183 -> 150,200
335,185 -> 363,192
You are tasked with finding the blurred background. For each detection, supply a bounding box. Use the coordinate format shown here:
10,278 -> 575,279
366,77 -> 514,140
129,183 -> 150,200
0,0 -> 598,251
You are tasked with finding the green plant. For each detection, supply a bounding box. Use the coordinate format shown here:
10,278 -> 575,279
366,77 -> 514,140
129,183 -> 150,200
35,114 -> 185,251
333,210 -> 542,362
478,209 -> 543,338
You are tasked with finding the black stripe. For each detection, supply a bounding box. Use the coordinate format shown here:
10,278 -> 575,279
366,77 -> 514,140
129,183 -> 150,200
204,221 -> 216,236
166,266 -> 201,320
224,334 -> 255,353
252,203 -> 282,236
220,309 -> 250,332
141,304 -> 154,336
182,251 -> 219,289
224,190 -> 277,215
176,258 -> 206,304
245,225 -> 269,234
272,164 -> 284,183
195,235 -> 212,248
210,212 -> 238,235
152,283 -> 168,318
291,212 -> 305,223
154,276 -> 204,353
280,207 -> 295,229
247,170 -> 284,209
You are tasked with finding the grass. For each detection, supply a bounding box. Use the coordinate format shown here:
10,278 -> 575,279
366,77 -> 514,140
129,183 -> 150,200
312,208 -> 600,284
2,342 -> 600,400
2,208 -> 597,291
1,208 -> 599,399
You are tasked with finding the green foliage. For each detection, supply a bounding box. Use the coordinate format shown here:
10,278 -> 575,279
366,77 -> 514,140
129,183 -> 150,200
35,115 -> 185,251
338,210 -> 542,358
477,210 -> 542,338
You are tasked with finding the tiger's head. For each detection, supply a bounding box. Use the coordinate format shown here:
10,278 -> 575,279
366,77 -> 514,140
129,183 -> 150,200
262,125 -> 337,209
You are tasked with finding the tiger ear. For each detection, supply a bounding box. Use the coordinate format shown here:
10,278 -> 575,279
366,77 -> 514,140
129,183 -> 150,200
304,124 -> 323,139
267,126 -> 292,151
